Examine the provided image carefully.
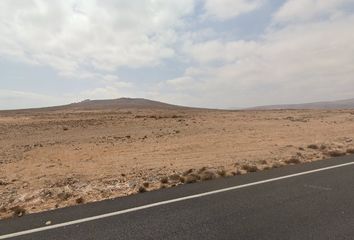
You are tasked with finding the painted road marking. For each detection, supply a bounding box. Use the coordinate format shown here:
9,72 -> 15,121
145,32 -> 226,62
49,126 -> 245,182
1,161 -> 354,239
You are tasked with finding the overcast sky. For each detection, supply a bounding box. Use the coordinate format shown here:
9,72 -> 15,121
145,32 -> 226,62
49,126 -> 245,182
1,0 -> 354,110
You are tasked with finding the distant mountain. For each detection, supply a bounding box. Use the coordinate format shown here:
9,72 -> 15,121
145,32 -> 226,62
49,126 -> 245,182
66,98 -> 186,110
0,98 -> 192,112
249,98 -> 354,110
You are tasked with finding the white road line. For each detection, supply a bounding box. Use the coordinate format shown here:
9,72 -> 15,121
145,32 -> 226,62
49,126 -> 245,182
1,161 -> 354,239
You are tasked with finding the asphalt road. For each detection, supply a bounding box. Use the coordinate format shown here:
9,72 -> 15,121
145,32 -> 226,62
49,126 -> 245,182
1,155 -> 354,240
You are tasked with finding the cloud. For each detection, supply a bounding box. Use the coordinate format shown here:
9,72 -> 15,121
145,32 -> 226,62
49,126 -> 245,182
273,0 -> 352,23
72,81 -> 134,101
203,0 -> 265,21
0,0 -> 194,77
1,0 -> 354,109
168,11 -> 354,108
0,80 -> 134,110
183,40 -> 259,63
0,89 -> 62,110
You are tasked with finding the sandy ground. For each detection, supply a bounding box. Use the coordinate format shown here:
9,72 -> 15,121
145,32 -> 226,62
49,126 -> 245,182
1,108 -> 354,219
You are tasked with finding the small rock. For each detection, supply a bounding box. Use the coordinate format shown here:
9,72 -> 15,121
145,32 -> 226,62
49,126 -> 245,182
45,221 -> 52,225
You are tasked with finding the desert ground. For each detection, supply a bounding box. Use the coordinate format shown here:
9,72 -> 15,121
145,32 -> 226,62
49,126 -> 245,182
1,108 -> 354,219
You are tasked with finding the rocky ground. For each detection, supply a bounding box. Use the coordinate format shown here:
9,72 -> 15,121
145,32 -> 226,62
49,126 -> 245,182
1,108 -> 354,219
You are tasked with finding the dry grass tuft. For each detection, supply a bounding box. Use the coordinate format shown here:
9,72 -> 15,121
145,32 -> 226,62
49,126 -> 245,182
327,150 -> 346,157
320,144 -> 327,150
183,169 -> 194,176
184,174 -> 199,184
200,171 -> 216,181
198,167 -> 207,174
271,162 -> 284,169
241,164 -> 258,173
169,174 -> 181,181
217,169 -> 227,177
57,191 -> 72,201
285,157 -> 301,165
259,160 -> 268,165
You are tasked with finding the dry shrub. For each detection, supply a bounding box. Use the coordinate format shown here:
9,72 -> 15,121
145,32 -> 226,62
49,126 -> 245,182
160,177 -> 168,184
346,148 -> 354,154
138,186 -> 147,193
0,179 -> 9,186
185,175 -> 199,184
241,164 -> 258,173
76,197 -> 84,204
307,144 -> 319,150
57,192 -> 72,201
0,206 -> 6,213
169,174 -> 181,181
327,150 -> 346,157
271,162 -> 284,169
200,171 -> 216,181
11,206 -> 26,217
320,144 -> 327,150
217,169 -> 227,177
259,160 -> 268,165
143,182 -> 150,188
285,157 -> 301,165
183,169 -> 194,176
198,167 -> 207,174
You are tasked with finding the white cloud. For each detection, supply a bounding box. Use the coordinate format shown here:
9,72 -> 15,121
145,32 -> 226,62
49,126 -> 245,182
273,0 -> 352,23
169,12 -> 354,108
0,0 -> 194,77
72,81 -> 134,101
0,89 -> 62,110
1,0 -> 354,109
203,0 -> 265,20
0,80 -> 135,109
184,40 -> 259,63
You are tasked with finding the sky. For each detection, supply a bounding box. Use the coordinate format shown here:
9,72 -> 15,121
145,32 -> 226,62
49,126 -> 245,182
1,0 -> 354,110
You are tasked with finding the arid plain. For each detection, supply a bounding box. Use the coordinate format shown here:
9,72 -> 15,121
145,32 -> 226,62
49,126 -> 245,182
1,102 -> 354,219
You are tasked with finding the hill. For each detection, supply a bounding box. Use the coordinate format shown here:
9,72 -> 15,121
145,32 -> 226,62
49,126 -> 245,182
249,98 -> 354,110
65,98 -> 186,110
0,98 -> 191,112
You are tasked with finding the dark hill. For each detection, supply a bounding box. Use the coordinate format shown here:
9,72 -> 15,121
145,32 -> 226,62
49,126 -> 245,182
0,98 -> 193,113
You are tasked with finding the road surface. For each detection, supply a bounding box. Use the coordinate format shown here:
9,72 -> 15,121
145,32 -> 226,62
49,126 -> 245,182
1,155 -> 354,239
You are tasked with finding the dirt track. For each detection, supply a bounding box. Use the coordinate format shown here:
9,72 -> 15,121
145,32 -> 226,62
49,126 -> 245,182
1,108 -> 354,219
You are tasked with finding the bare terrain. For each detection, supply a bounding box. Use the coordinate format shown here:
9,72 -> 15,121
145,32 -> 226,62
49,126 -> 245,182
1,99 -> 354,219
